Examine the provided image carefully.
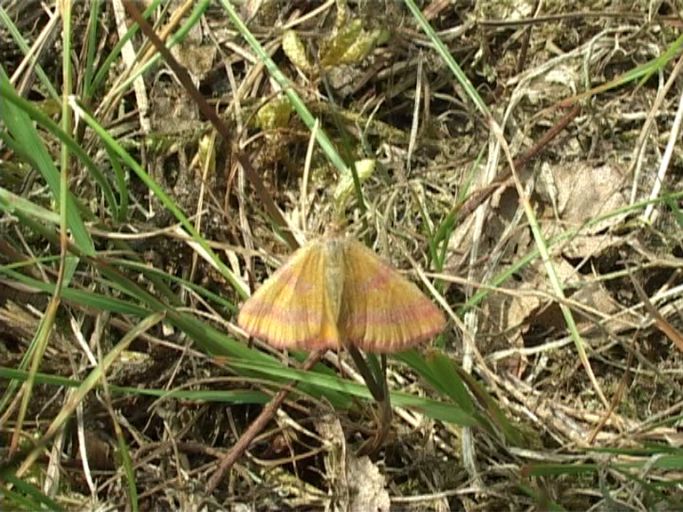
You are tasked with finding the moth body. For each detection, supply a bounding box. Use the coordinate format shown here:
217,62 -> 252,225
238,236 -> 445,353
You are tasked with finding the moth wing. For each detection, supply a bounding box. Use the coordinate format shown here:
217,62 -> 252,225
238,242 -> 341,351
340,239 -> 445,353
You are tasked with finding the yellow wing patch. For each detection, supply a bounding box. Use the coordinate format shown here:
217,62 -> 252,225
238,241 -> 342,351
339,239 -> 446,353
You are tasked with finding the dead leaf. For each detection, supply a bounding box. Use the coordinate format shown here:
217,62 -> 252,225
347,455 -> 391,512
315,414 -> 390,512
540,163 -> 628,232
169,13 -> 215,80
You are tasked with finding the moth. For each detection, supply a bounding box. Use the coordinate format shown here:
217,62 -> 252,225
238,236 -> 445,353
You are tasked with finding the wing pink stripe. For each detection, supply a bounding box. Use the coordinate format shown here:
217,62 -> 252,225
351,303 -> 442,324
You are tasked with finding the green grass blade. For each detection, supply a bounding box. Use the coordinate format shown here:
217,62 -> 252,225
0,69 -> 94,255
0,82 -> 120,219
0,5 -> 59,99
0,469 -> 64,511
217,0 -> 350,177
68,97 -> 248,298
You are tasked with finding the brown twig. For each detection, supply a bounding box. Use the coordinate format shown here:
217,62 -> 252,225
630,273 -> 683,353
356,392 -> 392,456
457,103 -> 581,220
588,338 -> 633,444
515,0 -> 542,74
205,350 -> 324,493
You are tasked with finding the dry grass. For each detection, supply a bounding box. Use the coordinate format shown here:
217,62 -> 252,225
1,1 -> 683,510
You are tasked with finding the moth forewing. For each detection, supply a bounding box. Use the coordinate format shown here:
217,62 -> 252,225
238,241 -> 342,350
238,235 -> 445,353
339,239 -> 445,353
